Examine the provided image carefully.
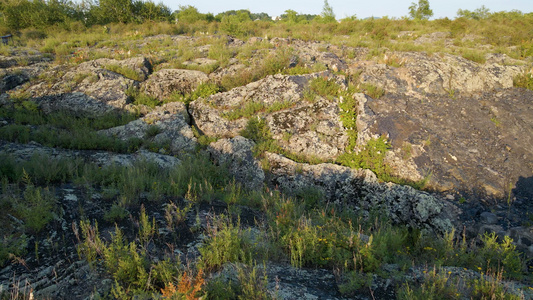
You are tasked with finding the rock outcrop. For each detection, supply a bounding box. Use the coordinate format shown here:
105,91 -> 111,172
191,73 -> 349,160
355,86 -> 533,200
101,101 -> 198,155
0,140 -> 181,168
353,52 -> 524,97
141,69 -> 209,100
207,136 -> 265,190
265,152 -> 455,234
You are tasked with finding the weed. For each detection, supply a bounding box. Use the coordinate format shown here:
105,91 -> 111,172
127,87 -> 160,107
198,216 -> 256,270
104,203 -> 129,223
161,269 -> 205,299
192,126 -> 217,148
477,232 -> 524,278
513,72 -> 533,90
0,234 -> 28,267
397,268 -> 461,300
338,272 -> 374,295
138,205 -> 156,247
338,93 -> 358,151
471,269 -> 522,300
166,82 -> 222,105
401,142 -> 413,160
145,125 -> 162,138
359,83 -> 385,99
337,136 -> 392,178
236,264 -> 270,300
164,201 -> 191,229
491,116 -> 501,127
308,77 -> 341,99
461,49 -> 487,64
222,101 -> 265,120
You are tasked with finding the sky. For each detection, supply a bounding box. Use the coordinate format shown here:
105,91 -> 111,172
162,0 -> 532,19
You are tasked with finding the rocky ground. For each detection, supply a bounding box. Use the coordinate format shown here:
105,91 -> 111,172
0,33 -> 532,299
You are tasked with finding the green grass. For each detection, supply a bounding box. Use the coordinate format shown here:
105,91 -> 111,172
337,136 -> 392,177
165,82 -> 222,105
104,64 -> 144,81
1,148 -> 527,298
513,72 -> 533,90
0,107 -> 145,153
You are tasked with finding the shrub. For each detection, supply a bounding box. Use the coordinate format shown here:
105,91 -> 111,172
0,234 -> 28,267
397,268 -> 460,300
198,216 -> 255,270
16,181 -> 57,233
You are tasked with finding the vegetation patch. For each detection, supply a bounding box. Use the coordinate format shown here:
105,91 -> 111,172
513,71 -> 533,90
104,64 -> 144,81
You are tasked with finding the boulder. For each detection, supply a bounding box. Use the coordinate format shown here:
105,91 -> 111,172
27,58 -> 152,113
76,56 -> 152,81
101,101 -> 197,155
0,73 -> 29,93
207,136 -> 265,190
141,69 -> 209,100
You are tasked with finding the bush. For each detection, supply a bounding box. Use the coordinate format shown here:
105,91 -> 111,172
16,182 -> 57,233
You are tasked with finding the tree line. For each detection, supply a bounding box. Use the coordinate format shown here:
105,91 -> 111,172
0,0 -> 530,31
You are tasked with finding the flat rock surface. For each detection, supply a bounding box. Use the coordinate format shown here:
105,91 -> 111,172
357,88 -> 533,200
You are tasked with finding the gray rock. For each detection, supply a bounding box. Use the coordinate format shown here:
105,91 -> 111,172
141,69 -> 209,100
207,136 -> 265,190
36,92 -> 119,116
212,263 -> 344,300
480,211 -> 498,224
101,101 -> 197,155
508,227 -> 533,257
76,56 -> 152,81
355,51 -> 524,96
353,82 -> 533,200
191,72 -> 349,160
0,73 -> 29,92
0,141 -> 181,169
265,152 -> 454,234
26,57 -> 152,114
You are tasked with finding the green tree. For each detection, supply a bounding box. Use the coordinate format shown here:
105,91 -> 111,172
457,5 -> 490,20
175,5 -> 209,23
250,12 -> 271,21
283,9 -> 298,23
133,0 -> 171,22
408,0 -> 433,20
97,0 -> 134,23
320,0 -> 336,23
0,0 -> 77,29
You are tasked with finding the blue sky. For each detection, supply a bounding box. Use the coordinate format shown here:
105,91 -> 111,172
163,0 -> 532,19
